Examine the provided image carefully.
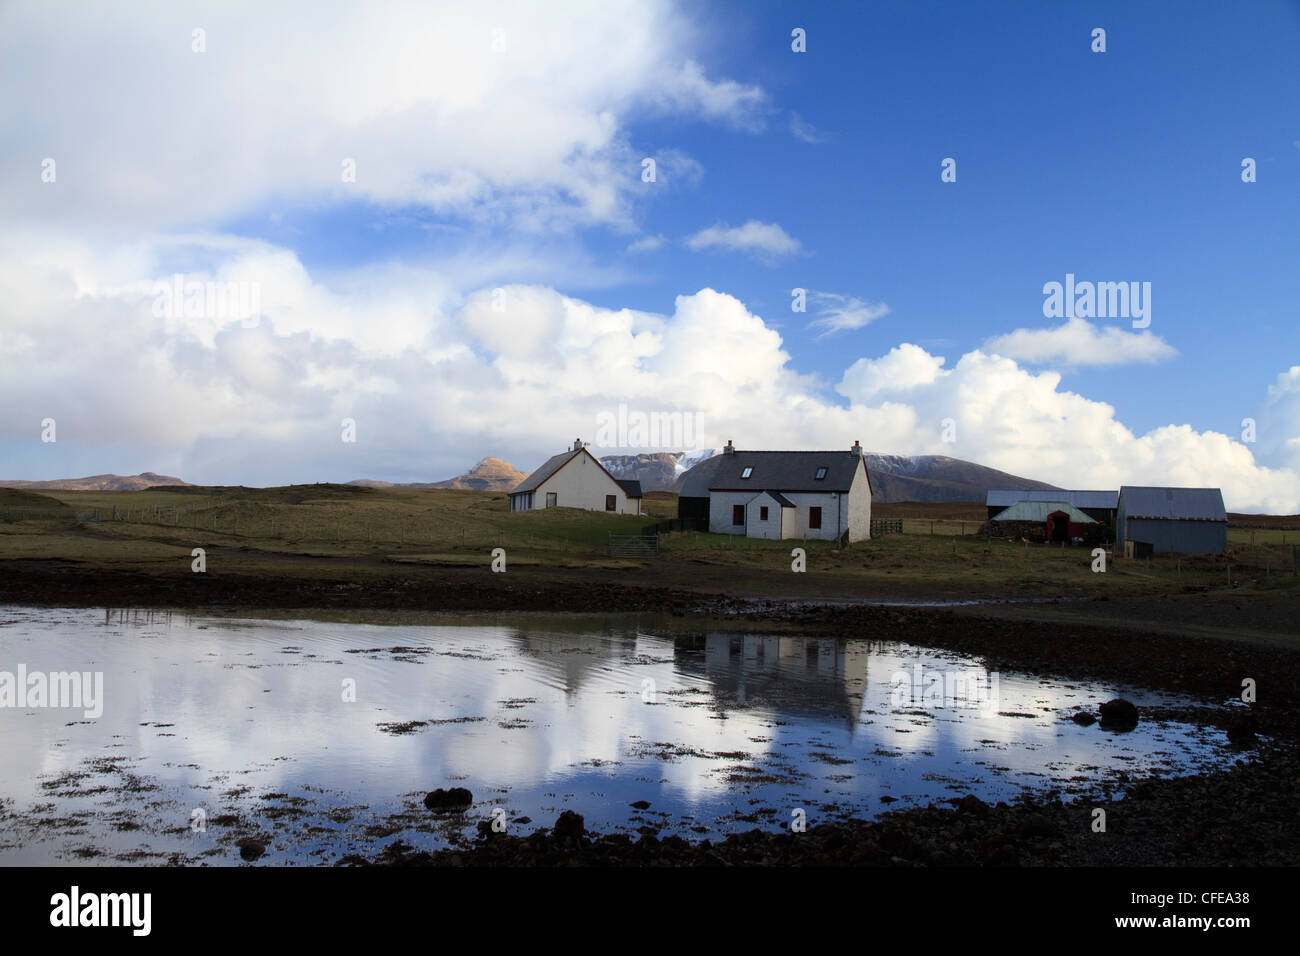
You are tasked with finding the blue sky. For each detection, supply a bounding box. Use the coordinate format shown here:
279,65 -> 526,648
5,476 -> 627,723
2,0 -> 1299,509
222,0 -> 1298,436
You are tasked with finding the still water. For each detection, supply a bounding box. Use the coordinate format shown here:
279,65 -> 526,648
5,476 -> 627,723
0,606 -> 1237,864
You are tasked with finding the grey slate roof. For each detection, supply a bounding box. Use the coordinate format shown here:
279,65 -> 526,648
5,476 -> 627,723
1119,486 -> 1226,521
707,451 -> 865,493
510,448 -> 583,495
615,479 -> 642,498
752,490 -> 794,508
678,453 -> 730,498
987,489 -> 1117,510
991,501 -> 1096,523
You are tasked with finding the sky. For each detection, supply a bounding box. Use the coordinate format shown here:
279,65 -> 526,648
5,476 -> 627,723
1,0 -> 1298,511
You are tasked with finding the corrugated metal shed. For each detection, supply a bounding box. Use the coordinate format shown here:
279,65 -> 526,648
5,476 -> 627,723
1117,486 -> 1226,521
987,489 -> 1117,510
1115,486 -> 1227,555
990,501 -> 1097,523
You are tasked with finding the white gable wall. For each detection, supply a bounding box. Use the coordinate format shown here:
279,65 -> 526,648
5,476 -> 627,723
846,460 -> 872,542
745,493 -> 787,540
530,450 -> 630,514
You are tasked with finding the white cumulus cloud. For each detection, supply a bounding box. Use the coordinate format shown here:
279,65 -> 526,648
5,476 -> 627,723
685,221 -> 803,262
0,0 -> 758,235
984,317 -> 1178,367
3,236 -> 1297,511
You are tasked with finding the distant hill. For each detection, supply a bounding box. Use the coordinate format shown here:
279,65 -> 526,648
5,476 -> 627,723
349,457 -> 527,492
0,472 -> 190,491
861,454 -> 1058,503
430,456 -> 527,491
0,452 -> 1054,504
598,449 -> 716,493
670,451 -> 1057,504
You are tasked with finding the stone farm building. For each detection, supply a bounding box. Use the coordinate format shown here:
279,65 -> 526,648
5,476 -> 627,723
1115,486 -> 1226,555
508,440 -> 642,516
989,500 -> 1097,542
678,441 -> 873,543
985,489 -> 1118,523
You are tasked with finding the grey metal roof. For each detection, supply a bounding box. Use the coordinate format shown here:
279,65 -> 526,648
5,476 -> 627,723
615,479 -> 642,498
1119,486 -> 1226,521
510,448 -> 583,495
987,489 -> 1117,509
990,501 -> 1097,523
707,451 -> 865,493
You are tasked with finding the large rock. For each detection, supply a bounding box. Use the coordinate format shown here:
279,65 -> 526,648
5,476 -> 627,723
1225,712 -> 1258,745
956,794 -> 989,816
1098,698 -> 1139,729
423,787 -> 473,810
553,810 -> 586,840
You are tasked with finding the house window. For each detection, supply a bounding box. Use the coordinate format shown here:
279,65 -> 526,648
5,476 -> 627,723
741,466 -> 753,478
732,504 -> 745,525
546,492 -> 557,508
760,506 -> 769,521
605,495 -> 616,512
809,506 -> 822,529
815,467 -> 828,480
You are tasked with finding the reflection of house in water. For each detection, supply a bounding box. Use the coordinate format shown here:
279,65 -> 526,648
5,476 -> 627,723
678,634 -> 871,729
495,625 -> 871,729
503,624 -> 645,696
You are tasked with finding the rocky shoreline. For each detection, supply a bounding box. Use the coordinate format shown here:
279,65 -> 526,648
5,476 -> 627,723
339,739 -> 1289,867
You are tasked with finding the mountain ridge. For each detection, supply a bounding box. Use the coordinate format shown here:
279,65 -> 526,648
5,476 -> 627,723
1,452 -> 1059,503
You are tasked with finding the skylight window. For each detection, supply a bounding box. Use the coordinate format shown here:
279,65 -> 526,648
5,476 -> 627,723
741,466 -> 753,479
815,467 -> 828,480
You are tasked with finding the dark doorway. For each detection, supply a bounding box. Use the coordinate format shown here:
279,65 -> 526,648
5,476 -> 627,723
1050,514 -> 1068,542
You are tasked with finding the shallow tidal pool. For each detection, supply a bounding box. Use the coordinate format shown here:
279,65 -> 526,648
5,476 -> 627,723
0,606 -> 1239,864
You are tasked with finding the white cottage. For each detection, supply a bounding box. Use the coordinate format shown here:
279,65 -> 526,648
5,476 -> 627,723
508,439 -> 642,516
706,441 -> 873,542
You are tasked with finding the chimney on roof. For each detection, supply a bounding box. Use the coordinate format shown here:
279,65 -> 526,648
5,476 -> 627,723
724,439 -> 734,455
573,438 -> 583,451
851,440 -> 861,456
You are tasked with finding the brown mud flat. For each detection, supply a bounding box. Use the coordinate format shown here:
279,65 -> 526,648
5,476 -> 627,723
0,561 -> 708,614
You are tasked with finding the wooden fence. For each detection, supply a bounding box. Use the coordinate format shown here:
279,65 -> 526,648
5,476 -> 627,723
871,518 -> 903,536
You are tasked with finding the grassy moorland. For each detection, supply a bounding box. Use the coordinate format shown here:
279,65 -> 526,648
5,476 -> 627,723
1,485 -> 1297,638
